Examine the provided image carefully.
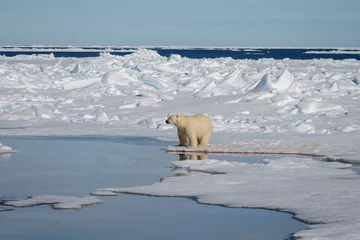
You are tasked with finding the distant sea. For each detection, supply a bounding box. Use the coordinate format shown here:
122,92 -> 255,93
1,46 -> 360,60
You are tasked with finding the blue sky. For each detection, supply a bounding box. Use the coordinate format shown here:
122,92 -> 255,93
1,0 -> 359,47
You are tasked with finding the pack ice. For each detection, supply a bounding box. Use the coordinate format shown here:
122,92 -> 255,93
0,49 -> 359,161
1,49 -> 360,239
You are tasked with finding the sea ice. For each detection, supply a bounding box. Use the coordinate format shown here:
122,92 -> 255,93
1,48 -> 360,239
296,100 -> 342,114
3,195 -> 103,210
101,70 -> 137,85
62,78 -> 100,90
272,69 -> 295,91
251,73 -> 273,92
93,157 -> 359,240
0,143 -> 16,154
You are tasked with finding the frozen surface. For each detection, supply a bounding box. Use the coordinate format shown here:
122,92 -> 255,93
0,49 -> 359,162
1,49 -> 360,239
3,195 -> 102,210
94,157 -> 360,240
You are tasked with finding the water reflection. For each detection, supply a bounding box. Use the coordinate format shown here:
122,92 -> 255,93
0,136 -> 307,240
178,153 -> 208,161
173,154 -> 210,177
0,154 -> 12,161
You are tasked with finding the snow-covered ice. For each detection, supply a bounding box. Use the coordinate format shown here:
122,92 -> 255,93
93,157 -> 360,240
3,195 -> 102,210
1,48 -> 360,238
1,49 -> 359,161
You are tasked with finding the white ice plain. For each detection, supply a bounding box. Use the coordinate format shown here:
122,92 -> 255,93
92,157 -> 360,240
1,49 -> 360,239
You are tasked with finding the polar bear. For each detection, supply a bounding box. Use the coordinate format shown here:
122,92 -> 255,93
165,113 -> 212,148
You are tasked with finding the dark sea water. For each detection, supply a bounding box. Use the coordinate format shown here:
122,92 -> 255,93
0,46 -> 360,60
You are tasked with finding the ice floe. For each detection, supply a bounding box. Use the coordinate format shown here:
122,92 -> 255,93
2,195 -> 102,210
0,143 -> 16,154
92,157 -> 360,240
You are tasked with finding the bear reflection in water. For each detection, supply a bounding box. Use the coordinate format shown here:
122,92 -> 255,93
171,154 -> 209,177
178,153 -> 208,161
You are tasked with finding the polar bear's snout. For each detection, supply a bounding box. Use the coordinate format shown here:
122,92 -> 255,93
165,116 -> 176,124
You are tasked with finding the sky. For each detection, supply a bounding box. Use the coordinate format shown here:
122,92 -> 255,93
1,0 -> 359,47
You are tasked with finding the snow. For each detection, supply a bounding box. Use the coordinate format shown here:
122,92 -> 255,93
0,50 -> 359,162
92,157 -> 360,240
1,48 -> 360,238
101,70 -> 137,85
3,195 -> 102,210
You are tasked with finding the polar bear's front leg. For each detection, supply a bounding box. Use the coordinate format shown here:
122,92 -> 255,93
177,128 -> 187,147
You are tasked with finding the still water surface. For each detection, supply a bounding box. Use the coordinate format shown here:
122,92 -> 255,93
0,136 -> 306,240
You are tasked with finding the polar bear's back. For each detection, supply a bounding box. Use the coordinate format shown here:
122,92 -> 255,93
185,114 -> 212,135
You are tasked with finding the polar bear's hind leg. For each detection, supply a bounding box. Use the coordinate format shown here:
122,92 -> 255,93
199,131 -> 211,147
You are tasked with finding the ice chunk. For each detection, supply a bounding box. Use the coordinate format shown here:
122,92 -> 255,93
101,70 -> 137,85
168,54 -> 182,63
221,69 -> 247,88
296,101 -> 342,114
0,101 -> 14,112
152,62 -> 182,73
123,60 -> 136,68
91,190 -> 118,196
91,109 -> 109,122
295,122 -> 315,133
137,99 -> 160,107
195,80 -> 217,97
251,73 -> 273,92
329,81 -> 340,92
353,74 -> 360,85
70,63 -> 81,74
141,75 -> 169,90
159,93 -> 174,101
4,195 -> 102,210
109,115 -> 120,121
118,103 -> 137,109
271,93 -> 296,107
272,69 -> 295,91
136,118 -> 160,128
62,78 -> 100,90
0,144 -> 16,154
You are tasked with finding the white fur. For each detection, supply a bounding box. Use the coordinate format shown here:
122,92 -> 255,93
166,114 -> 213,148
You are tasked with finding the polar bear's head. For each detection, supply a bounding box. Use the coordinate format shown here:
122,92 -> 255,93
165,114 -> 180,125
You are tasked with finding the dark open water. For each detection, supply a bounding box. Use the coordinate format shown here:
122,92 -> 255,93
0,46 -> 359,60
